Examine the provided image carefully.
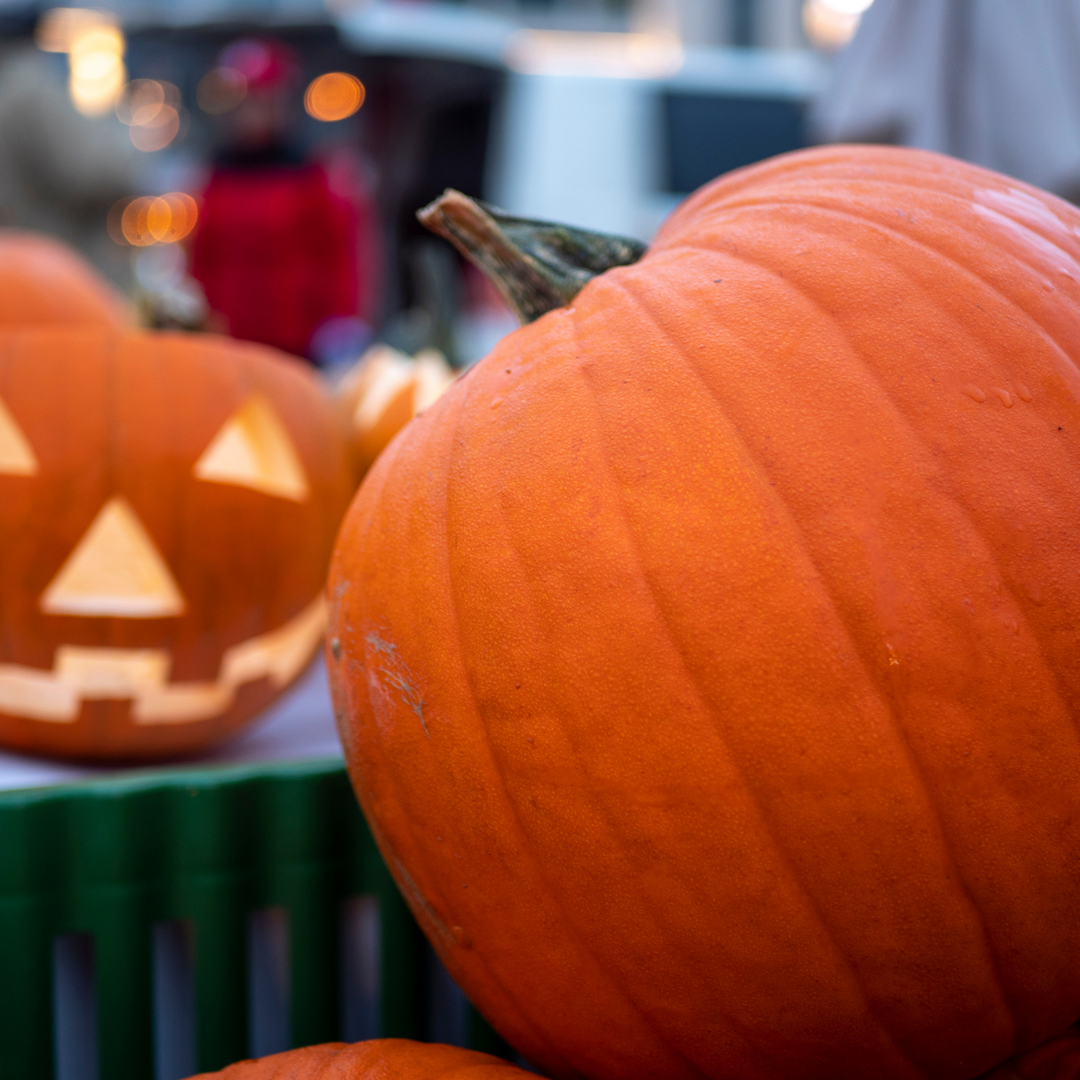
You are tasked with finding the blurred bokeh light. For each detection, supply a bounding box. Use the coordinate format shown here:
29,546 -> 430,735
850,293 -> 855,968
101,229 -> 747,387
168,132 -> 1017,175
803,0 -> 874,49
110,193 -> 198,247
38,8 -> 127,116
35,7 -> 108,53
116,79 -> 183,151
303,72 -> 365,122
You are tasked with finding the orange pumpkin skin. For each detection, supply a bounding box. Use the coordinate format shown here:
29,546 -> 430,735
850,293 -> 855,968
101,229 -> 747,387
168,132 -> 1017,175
188,1039 -> 530,1080
0,329 -> 351,759
0,230 -> 129,328
328,144 -> 1080,1080
981,1029 -> 1080,1079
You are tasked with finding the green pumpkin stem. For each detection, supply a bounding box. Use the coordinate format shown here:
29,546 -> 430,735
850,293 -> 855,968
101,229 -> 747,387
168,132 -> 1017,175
417,189 -> 647,325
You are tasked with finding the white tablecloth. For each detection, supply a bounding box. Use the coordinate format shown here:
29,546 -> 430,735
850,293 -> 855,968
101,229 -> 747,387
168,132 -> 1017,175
0,656 -> 343,792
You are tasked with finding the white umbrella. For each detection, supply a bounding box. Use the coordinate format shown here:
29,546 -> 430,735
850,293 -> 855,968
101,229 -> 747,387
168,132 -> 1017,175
810,0 -> 1080,200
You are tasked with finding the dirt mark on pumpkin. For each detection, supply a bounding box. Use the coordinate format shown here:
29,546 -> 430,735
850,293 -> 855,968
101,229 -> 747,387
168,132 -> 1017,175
391,852 -> 460,954
365,631 -> 430,737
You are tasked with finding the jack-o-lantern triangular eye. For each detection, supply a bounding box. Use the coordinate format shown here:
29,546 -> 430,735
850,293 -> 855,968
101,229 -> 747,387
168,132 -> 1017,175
193,395 -> 309,502
0,392 -> 37,476
40,497 -> 185,617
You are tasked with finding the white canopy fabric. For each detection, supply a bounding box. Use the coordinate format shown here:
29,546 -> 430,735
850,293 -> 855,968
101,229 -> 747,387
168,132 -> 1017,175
810,0 -> 1080,200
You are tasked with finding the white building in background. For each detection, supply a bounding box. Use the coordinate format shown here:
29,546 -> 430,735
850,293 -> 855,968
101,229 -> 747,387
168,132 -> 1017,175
336,0 -> 827,241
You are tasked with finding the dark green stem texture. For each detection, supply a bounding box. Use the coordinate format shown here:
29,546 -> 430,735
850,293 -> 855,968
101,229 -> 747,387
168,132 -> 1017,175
417,189 -> 647,325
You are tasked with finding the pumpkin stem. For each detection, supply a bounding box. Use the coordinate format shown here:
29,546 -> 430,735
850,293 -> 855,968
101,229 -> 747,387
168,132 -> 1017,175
417,189 -> 647,324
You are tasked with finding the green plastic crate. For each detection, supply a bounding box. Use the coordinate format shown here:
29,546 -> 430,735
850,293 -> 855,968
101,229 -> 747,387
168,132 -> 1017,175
0,757 -> 512,1080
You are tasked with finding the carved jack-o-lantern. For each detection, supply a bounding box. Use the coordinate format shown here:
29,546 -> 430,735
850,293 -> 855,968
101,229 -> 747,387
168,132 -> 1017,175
0,328 -> 351,759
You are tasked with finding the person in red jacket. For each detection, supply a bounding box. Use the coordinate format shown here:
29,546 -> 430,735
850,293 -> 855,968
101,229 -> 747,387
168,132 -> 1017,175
190,39 -> 366,364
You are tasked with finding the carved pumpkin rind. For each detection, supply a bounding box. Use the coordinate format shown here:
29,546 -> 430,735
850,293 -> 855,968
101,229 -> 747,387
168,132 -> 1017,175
328,146 -> 1080,1080
0,329 -> 350,759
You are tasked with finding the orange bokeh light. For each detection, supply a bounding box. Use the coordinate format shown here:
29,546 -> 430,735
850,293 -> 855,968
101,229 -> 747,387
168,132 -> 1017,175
304,72 -> 365,122
113,193 -> 198,247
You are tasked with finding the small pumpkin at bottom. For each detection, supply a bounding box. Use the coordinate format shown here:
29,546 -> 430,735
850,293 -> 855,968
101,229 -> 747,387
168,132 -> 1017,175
186,1039 -> 531,1080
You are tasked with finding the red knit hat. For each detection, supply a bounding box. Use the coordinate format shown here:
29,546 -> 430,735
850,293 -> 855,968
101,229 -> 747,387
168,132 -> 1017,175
217,38 -> 299,91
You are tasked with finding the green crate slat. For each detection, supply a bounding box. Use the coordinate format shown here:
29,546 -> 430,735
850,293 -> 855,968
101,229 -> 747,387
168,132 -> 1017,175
0,757 -> 511,1080
376,863 -> 428,1042
190,875 -> 249,1073
336,767 -> 430,1041
0,898 -> 55,1079
167,776 -> 255,1072
95,895 -> 154,1080
256,771 -> 346,1049
283,870 -> 338,1048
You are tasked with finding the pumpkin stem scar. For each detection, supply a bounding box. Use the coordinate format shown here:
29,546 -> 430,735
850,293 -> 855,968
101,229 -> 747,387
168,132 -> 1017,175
417,189 -> 646,325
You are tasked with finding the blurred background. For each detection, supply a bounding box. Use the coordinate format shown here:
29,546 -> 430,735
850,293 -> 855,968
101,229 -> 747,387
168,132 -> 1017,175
2,0 -> 1078,373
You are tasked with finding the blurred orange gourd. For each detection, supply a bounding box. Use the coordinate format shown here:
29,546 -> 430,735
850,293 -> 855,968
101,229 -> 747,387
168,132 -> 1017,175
333,345 -> 455,484
0,230 -> 129,328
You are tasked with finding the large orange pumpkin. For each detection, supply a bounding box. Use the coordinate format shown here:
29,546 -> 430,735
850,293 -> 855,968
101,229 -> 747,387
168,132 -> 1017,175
327,145 -> 1080,1080
0,328 -> 350,759
188,1039 -> 531,1080
0,230 -> 129,328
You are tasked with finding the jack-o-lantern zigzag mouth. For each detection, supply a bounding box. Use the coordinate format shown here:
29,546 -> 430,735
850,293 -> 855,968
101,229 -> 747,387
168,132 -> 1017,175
0,594 -> 326,725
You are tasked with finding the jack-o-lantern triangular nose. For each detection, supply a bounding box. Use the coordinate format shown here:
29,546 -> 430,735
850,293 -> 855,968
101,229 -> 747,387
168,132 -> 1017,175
40,497 -> 185,617
194,395 -> 309,501
0,392 -> 36,476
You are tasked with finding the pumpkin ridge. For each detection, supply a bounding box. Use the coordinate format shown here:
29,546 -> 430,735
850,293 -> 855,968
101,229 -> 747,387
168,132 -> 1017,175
565,306 -> 937,1080
645,227 -> 1080,727
439,370 -> 711,1080
653,147 -> 1057,254
747,188 -> 1080,301
667,199 -> 1080,403
363,371 -> 598,1080
702,182 -> 1080,271
607,270 -> 1025,1068
678,222 -> 1080,776
673,234 -> 1080,1048
155,341 -> 195,650
654,223 -> 1079,390
623,245 -> 1046,1037
550,314 -> 829,1080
